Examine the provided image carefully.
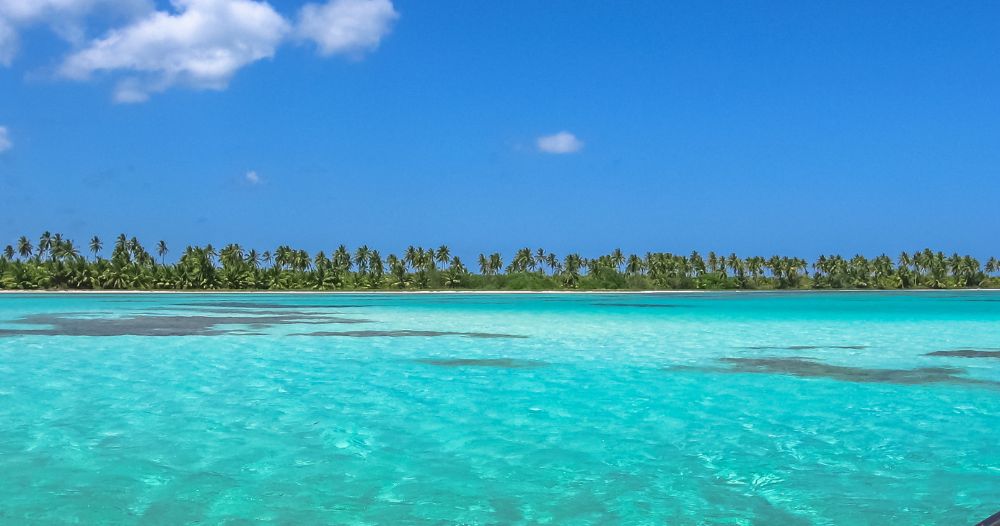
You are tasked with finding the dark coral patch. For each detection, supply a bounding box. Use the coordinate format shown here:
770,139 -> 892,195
0,312 -> 370,337
926,350 -> 1000,359
166,307 -> 361,316
176,301 -> 369,309
718,357 -> 965,384
670,357 -> 996,387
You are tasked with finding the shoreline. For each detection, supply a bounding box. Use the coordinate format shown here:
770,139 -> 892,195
0,289 -> 997,295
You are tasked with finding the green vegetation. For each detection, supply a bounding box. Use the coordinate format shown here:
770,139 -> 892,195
1,232 -> 998,291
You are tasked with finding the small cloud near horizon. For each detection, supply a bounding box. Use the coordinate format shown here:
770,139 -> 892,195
0,126 -> 11,152
537,131 -> 583,154
245,170 -> 262,185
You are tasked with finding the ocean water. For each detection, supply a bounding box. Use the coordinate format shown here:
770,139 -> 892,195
0,291 -> 997,525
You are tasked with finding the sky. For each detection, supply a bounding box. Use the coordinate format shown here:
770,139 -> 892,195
1,0 -> 999,260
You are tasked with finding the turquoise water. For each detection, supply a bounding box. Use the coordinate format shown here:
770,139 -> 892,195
0,292 -> 998,524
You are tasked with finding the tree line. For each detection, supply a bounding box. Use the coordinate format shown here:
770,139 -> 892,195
1,232 -> 997,291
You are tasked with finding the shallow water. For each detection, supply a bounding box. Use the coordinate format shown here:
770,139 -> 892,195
0,291 -> 998,524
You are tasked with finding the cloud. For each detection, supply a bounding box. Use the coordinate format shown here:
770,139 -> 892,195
0,18 -> 15,66
59,0 -> 290,103
0,126 -> 11,152
537,131 -> 583,154
0,0 -> 153,62
296,0 -> 397,57
3,0 -> 398,101
244,170 -> 261,184
0,0 -> 151,23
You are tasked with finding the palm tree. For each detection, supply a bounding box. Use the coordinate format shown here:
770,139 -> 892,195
51,233 -> 65,260
985,257 -> 999,276
625,254 -> 645,276
488,253 -> 503,275
444,256 -> 467,287
274,246 -> 291,271
509,248 -> 534,273
610,248 -> 625,273
37,231 -> 52,260
706,252 -> 719,274
156,240 -> 168,265
387,255 -> 410,289
246,249 -> 260,269
17,236 -> 32,260
113,234 -> 128,258
404,246 -> 418,271
89,236 -> 103,261
204,244 -> 217,266
333,245 -> 352,273
354,245 -> 371,276
546,252 -> 560,274
435,245 -> 450,270
368,250 -> 385,287
688,251 -> 706,277
294,250 -> 311,272
561,253 -> 583,288
219,244 -> 244,269
418,247 -> 434,272
50,238 -> 78,261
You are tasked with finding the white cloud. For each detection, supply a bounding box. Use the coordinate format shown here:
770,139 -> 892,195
0,0 -> 153,62
244,170 -> 261,184
0,0 -> 151,23
0,17 -> 16,66
0,126 -> 11,152
3,0 -> 398,100
59,0 -> 290,103
297,0 -> 397,57
537,131 -> 583,154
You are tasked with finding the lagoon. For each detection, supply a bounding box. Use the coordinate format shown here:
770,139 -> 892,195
0,291 -> 997,524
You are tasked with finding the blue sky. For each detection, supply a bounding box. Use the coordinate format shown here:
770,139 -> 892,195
1,1 -> 998,260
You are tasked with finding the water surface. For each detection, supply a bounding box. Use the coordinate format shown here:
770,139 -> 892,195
0,291 -> 997,524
